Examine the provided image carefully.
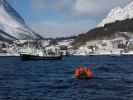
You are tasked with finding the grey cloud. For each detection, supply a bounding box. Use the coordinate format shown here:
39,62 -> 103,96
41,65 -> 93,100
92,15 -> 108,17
31,0 -> 74,12
31,0 -> 133,16
31,0 -> 47,9
74,0 -> 133,16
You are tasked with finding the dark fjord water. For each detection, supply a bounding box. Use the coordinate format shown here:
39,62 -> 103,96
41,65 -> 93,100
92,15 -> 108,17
0,56 -> 133,100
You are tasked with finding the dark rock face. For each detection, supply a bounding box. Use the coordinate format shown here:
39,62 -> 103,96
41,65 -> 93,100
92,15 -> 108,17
72,18 -> 133,48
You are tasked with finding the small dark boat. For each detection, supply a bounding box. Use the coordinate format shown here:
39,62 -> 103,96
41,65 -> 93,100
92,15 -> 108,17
20,54 -> 63,61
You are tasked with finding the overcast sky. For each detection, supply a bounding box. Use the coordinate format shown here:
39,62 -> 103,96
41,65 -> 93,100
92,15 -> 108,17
8,0 -> 133,37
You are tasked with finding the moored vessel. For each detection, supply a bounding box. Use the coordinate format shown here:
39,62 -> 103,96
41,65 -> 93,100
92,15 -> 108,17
19,46 -> 63,60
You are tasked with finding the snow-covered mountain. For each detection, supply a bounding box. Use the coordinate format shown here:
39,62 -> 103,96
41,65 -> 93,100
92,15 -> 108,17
98,1 -> 133,27
0,0 -> 42,40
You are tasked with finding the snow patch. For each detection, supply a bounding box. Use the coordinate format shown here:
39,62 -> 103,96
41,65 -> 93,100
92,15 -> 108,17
98,1 -> 133,27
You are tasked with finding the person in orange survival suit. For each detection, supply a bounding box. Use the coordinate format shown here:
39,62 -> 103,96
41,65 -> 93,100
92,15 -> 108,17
84,68 -> 93,78
75,66 -> 82,77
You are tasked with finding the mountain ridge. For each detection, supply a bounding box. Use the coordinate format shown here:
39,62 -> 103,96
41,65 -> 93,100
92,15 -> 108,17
0,0 -> 43,41
98,1 -> 133,27
72,18 -> 133,48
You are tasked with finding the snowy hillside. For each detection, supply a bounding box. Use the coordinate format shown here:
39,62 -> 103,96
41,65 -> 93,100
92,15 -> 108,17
0,0 -> 42,40
98,1 -> 133,27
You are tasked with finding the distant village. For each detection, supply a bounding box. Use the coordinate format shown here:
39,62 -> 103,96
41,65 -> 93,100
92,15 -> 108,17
0,36 -> 133,56
74,37 -> 133,55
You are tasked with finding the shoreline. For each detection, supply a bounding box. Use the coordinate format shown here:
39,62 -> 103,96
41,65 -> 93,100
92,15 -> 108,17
1,52 -> 133,57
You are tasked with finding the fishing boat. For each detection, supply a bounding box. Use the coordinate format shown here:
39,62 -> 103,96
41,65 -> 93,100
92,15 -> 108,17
20,53 -> 62,60
18,46 -> 63,60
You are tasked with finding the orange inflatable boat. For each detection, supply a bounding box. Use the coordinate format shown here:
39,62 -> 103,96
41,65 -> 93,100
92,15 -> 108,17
75,66 -> 93,79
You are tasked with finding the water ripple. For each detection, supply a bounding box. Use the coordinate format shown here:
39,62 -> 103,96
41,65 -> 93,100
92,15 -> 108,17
0,56 -> 132,100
